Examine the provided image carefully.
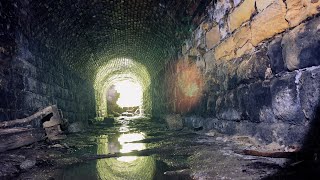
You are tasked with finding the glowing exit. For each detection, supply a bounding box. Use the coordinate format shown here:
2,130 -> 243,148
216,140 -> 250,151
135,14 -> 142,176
114,80 -> 143,108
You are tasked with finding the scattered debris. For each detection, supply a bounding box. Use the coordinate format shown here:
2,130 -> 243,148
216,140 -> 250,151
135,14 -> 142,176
50,144 -> 64,148
0,128 -> 46,153
205,130 -> 215,137
164,169 -> 192,176
0,105 -> 67,153
20,159 -> 36,170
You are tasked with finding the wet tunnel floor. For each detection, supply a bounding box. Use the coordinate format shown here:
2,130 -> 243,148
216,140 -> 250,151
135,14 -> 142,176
2,117 -> 297,180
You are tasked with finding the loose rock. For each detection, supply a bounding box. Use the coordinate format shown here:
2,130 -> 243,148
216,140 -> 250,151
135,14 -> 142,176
20,159 -> 36,170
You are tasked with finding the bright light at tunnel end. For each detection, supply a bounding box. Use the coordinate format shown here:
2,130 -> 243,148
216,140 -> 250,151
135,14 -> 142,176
114,80 -> 143,107
94,57 -> 151,117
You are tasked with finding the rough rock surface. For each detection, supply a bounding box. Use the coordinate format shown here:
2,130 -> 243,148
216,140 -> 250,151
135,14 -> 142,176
68,121 -> 86,133
286,0 -> 320,27
228,0 -> 256,32
267,36 -> 285,74
251,0 -> 289,46
205,25 -> 221,49
299,66 -> 320,120
282,17 -> 320,71
20,159 -> 36,170
165,114 -> 183,130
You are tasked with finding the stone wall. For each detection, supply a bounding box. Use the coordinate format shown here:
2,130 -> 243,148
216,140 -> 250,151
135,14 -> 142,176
0,32 -> 96,124
0,0 -> 95,124
164,0 -> 320,146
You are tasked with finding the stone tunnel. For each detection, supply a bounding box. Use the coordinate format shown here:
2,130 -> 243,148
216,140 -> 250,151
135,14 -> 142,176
1,0 -> 320,179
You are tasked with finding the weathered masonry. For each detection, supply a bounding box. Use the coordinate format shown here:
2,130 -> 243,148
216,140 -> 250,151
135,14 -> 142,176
161,0 -> 320,147
1,0 -> 320,150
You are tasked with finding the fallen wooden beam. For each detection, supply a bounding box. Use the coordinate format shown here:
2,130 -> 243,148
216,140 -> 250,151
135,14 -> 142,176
0,128 -> 46,153
243,149 -> 314,160
0,105 -> 61,128
0,105 -> 66,152
0,127 -> 32,135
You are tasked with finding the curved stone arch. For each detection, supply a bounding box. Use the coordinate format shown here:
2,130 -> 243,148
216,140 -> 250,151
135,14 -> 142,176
94,58 -> 151,117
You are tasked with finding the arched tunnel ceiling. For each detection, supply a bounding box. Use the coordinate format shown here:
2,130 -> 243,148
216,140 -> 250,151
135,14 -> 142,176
28,0 -> 204,80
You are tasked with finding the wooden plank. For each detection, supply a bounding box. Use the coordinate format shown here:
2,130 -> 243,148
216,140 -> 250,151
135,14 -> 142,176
0,128 -> 46,153
0,127 -> 31,135
0,105 -> 61,128
243,149 -> 314,160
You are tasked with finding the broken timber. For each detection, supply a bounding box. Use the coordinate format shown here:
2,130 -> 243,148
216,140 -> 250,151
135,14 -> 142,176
0,105 -> 66,152
0,105 -> 61,128
243,149 -> 315,160
0,128 -> 46,153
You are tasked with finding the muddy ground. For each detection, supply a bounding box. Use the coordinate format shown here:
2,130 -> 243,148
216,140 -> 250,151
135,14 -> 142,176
1,117 -> 318,180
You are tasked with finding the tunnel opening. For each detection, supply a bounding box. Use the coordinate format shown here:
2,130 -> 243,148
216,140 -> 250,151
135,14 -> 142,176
94,58 -> 151,118
106,80 -> 144,117
2,0 -> 320,179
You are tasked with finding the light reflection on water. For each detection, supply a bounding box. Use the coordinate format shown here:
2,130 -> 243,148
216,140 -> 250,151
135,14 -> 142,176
96,132 -> 156,180
117,133 -> 145,162
61,119 -> 170,180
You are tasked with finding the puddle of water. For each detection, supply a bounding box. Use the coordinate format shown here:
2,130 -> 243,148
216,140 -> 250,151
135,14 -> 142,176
95,133 -> 159,180
61,118 -> 171,180
116,133 -> 145,162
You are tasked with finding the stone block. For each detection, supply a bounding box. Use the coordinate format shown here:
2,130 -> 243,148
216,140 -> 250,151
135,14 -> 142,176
286,0 -> 320,27
282,17 -> 320,71
237,48 -> 270,83
214,37 -> 236,60
281,124 -> 307,145
206,25 -> 221,49
215,89 -> 242,121
165,114 -> 183,130
299,67 -> 320,120
235,43 -> 254,58
214,24 -> 254,60
271,72 -> 305,124
267,36 -> 285,74
216,82 -> 273,123
247,82 -> 273,122
251,0 -> 289,46
210,118 -> 237,134
184,116 -> 204,129
256,0 -> 275,12
232,25 -> 251,48
228,0 -> 256,32
232,24 -> 254,58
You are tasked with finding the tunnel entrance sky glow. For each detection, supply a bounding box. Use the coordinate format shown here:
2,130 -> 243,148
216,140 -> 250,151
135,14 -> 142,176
114,80 -> 143,108
94,58 -> 151,117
